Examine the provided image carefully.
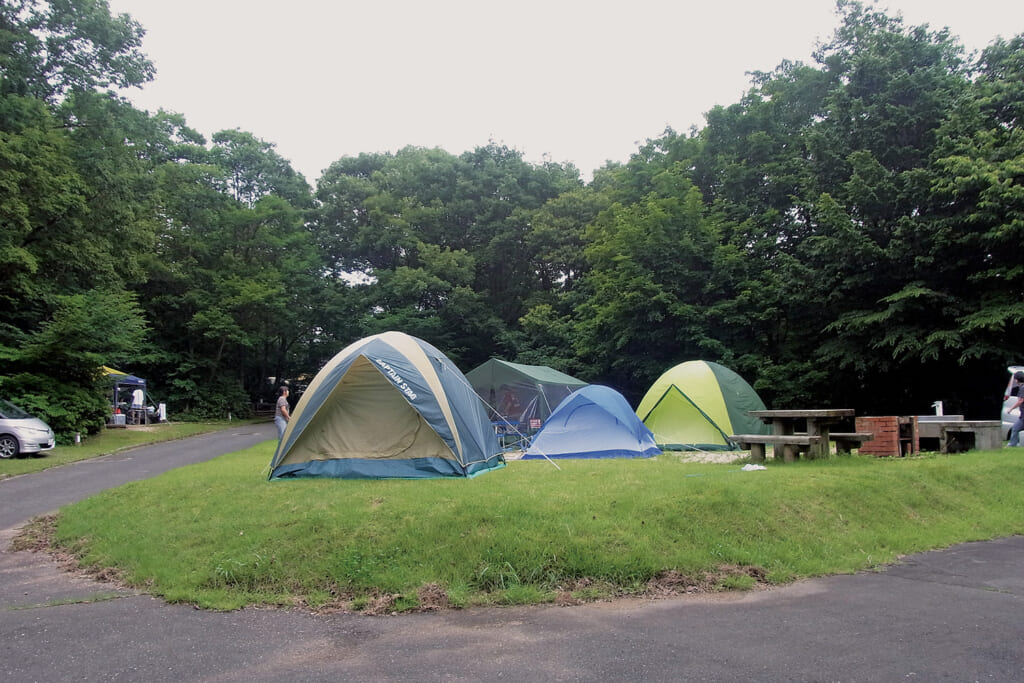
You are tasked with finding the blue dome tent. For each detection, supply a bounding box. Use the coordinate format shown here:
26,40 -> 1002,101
523,385 -> 661,460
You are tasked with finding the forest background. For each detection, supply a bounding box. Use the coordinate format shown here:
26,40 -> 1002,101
2,0 -> 1022,441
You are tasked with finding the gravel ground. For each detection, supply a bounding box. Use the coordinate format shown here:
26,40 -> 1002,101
505,450 -> 747,464
665,450 -> 748,464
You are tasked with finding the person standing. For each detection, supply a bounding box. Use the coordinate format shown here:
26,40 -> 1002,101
130,387 -> 146,425
275,386 -> 291,440
1008,373 -> 1024,446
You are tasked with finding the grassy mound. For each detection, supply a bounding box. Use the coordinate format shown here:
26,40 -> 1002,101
49,445 -> 1024,611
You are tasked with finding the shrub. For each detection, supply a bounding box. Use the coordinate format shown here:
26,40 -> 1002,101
0,374 -> 109,441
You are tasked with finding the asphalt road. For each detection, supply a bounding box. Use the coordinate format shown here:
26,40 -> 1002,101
1,425 -> 1022,682
0,423 -> 277,530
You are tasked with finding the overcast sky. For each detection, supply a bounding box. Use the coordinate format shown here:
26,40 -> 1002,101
106,0 -> 1024,183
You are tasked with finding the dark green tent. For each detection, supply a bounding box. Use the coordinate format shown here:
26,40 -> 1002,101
466,359 -> 587,426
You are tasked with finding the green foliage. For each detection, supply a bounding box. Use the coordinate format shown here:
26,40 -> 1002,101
17,290 -> 148,380
525,187 -> 607,294
168,379 -> 253,421
0,290 -> 148,437
572,167 -> 736,399
0,374 -> 108,439
0,0 -> 154,102
563,1 -> 1018,411
312,143 -> 581,368
0,93 -> 87,319
209,128 -> 312,208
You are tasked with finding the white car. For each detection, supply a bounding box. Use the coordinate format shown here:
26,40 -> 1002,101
1001,366 -> 1024,440
0,399 -> 56,458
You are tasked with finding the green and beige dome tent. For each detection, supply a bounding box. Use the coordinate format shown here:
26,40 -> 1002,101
636,361 -> 768,450
269,332 -> 505,479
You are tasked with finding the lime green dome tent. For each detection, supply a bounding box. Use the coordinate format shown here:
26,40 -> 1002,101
636,361 -> 768,450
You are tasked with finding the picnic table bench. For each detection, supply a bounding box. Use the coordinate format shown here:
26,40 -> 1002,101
746,409 -> 856,460
729,434 -> 822,463
731,432 -> 876,461
829,432 -> 875,454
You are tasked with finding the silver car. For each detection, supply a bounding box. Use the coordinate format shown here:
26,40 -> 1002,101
0,399 -> 56,458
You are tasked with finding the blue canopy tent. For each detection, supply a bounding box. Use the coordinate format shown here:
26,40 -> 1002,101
103,365 -> 145,396
523,385 -> 661,460
102,366 -> 148,421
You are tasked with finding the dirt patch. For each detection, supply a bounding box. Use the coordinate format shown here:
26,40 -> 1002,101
554,591 -> 582,606
646,565 -> 769,596
416,582 -> 450,610
11,514 -> 129,585
360,591 -> 401,615
9,515 -> 57,553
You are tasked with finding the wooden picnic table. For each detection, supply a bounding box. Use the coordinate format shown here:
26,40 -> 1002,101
746,409 -> 855,460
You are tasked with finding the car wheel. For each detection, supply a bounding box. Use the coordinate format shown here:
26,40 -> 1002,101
0,434 -> 18,459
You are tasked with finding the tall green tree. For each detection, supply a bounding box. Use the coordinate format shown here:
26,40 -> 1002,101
559,1 -> 995,412
0,93 -> 85,335
0,0 -> 153,102
313,144 -> 580,367
136,129 -> 322,416
209,128 -> 312,209
0,0 -> 164,434
924,35 -> 1024,362
572,167 -> 727,400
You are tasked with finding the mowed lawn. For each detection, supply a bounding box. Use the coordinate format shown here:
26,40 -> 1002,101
46,444 -> 1024,612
